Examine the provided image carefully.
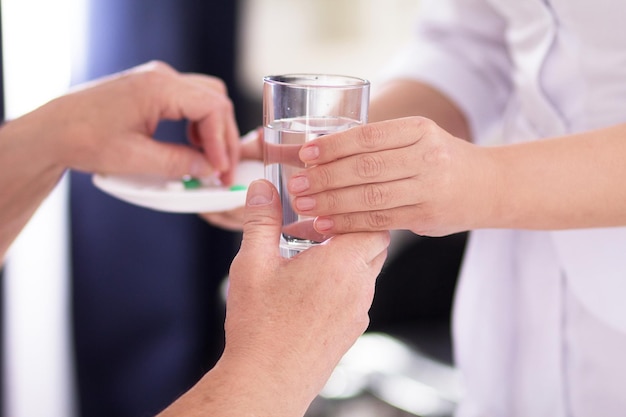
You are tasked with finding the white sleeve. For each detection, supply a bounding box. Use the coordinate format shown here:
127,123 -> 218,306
379,0 -> 513,142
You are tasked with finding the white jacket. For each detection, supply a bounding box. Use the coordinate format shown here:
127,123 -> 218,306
384,1 -> 626,416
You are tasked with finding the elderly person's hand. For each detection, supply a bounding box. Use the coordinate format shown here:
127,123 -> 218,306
159,179 -> 390,417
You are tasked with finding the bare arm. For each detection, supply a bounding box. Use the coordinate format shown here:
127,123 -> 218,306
369,78 -> 472,141
158,180 -> 390,417
0,61 -> 240,260
489,124 -> 626,230
199,78 -> 473,232
0,115 -> 65,258
287,116 -> 626,236
288,70 -> 626,234
0,59 -> 392,416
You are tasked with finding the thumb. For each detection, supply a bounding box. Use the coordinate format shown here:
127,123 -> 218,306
239,180 -> 282,257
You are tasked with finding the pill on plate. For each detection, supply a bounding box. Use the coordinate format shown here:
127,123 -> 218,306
182,176 -> 202,189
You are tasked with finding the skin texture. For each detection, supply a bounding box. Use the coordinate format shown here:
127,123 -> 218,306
0,60 -> 391,417
160,180 -> 389,417
204,78 -> 626,235
200,78 -> 472,231
0,61 -> 240,259
282,78 -> 626,236
289,116 -> 488,237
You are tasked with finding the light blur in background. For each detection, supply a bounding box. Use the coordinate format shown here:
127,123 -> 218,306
1,2 -> 438,417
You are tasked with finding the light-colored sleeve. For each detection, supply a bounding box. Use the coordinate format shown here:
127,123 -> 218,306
380,0 -> 513,142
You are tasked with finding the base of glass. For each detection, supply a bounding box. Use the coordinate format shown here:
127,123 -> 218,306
280,237 -> 320,257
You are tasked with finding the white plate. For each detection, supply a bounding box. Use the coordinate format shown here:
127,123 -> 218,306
92,160 -> 264,213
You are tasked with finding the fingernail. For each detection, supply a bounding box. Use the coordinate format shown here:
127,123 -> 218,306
289,175 -> 310,193
190,156 -> 213,177
300,145 -> 319,161
315,217 -> 334,232
247,180 -> 273,206
295,196 -> 315,211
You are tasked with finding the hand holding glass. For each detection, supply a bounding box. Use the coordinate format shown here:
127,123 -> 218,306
263,74 -> 370,254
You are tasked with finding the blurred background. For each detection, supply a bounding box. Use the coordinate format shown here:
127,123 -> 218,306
1,1 -> 465,416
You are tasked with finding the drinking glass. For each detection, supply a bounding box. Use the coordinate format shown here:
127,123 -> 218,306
263,74 -> 370,256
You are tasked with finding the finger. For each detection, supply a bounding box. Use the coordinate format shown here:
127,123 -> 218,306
239,180 -> 282,258
292,178 -> 419,216
240,128 -> 264,161
183,73 -> 229,95
187,123 -> 203,149
281,219 -> 329,243
314,206 -> 420,234
101,133 -> 214,177
265,143 -> 302,167
180,75 -> 241,179
218,107 -> 242,185
299,117 -> 431,165
181,76 -> 228,145
321,230 -> 391,268
288,147 -> 416,195
200,209 -> 245,231
155,72 -> 237,173
193,95 -> 235,172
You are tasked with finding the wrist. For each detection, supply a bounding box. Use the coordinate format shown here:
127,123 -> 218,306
483,142 -> 544,230
2,101 -> 69,176
0,113 -> 67,256
471,145 -> 513,230
215,348 -> 314,417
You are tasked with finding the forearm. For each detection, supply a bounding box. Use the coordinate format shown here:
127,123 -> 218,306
0,110 -> 66,260
157,352 -> 314,417
371,82 -> 626,230
487,123 -> 626,230
369,78 -> 472,141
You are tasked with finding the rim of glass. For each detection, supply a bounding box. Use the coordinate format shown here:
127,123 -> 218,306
263,73 -> 369,88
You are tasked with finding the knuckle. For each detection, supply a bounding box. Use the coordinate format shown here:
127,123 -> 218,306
363,184 -> 385,208
207,76 -> 228,94
366,210 -> 392,229
423,142 -> 452,167
355,153 -> 385,179
144,60 -> 172,74
356,123 -> 387,150
408,115 -> 435,133
222,96 -> 235,113
314,165 -> 334,188
134,65 -> 170,89
355,316 -> 370,335
407,116 -> 440,143
208,93 -> 234,115
325,191 -> 340,211
340,213 -> 355,231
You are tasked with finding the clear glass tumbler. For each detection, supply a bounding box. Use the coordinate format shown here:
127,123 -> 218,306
263,74 -> 370,256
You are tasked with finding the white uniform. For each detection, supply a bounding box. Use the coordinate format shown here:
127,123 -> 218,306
383,1 -> 626,416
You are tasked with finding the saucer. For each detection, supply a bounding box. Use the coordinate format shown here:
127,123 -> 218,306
92,160 -> 264,213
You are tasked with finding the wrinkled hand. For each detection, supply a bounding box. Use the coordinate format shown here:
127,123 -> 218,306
221,179 -> 389,416
42,61 -> 240,183
287,116 -> 496,237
